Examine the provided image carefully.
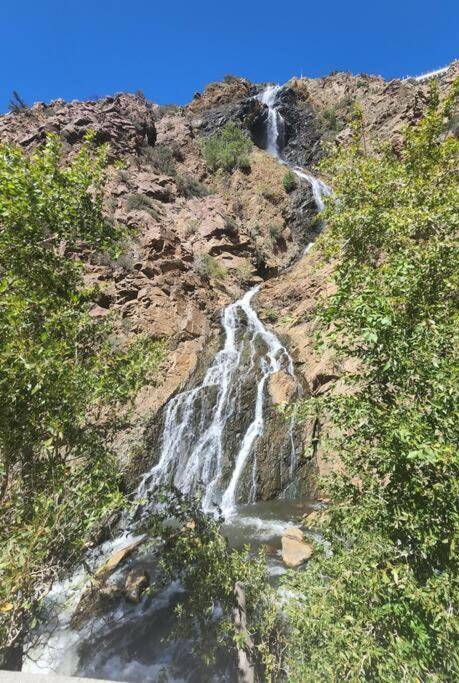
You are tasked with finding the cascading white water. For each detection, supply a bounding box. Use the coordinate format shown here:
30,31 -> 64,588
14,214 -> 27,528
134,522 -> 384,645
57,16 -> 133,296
136,287 -> 295,517
257,84 -> 332,215
258,85 -> 286,157
292,167 -> 332,212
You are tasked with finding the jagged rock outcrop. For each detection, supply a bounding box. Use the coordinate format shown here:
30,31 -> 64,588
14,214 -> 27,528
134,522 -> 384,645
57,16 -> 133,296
124,566 -> 150,603
0,92 -> 157,156
285,61 -> 459,156
187,61 -> 458,168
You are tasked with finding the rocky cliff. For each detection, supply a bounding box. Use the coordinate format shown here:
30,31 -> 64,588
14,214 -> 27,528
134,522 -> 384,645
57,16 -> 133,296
1,61 -> 457,496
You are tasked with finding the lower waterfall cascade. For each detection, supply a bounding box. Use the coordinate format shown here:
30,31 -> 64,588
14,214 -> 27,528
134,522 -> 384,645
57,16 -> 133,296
22,83 -> 330,682
135,287 -> 296,518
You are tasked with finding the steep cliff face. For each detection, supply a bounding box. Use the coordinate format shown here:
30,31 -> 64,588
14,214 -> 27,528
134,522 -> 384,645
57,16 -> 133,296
1,61 -> 456,495
0,87 -> 317,489
188,62 -> 459,165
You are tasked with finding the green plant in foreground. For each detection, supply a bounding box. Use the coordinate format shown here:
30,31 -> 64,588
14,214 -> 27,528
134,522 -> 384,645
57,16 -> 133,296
144,488 -> 272,666
201,122 -> 253,173
284,80 -> 459,681
0,133 -> 165,665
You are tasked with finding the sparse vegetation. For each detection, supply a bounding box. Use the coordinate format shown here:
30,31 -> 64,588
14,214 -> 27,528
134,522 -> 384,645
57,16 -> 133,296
201,122 -> 253,173
156,104 -> 182,117
317,107 -> 345,133
175,174 -> 211,198
260,183 -> 282,203
8,91 -> 28,113
116,168 -> 130,182
232,195 -> 244,218
282,170 -> 298,193
193,253 -> 228,280
262,308 -> 279,323
233,259 -> 254,284
223,214 -> 238,234
141,143 -> 182,176
185,219 -> 199,238
268,223 -> 284,242
126,193 -> 161,220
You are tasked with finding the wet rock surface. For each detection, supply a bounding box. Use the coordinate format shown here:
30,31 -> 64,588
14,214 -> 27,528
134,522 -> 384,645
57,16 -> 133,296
124,566 -> 150,603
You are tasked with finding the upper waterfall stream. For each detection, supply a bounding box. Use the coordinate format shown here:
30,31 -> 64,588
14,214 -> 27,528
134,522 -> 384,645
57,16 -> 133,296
257,83 -> 332,216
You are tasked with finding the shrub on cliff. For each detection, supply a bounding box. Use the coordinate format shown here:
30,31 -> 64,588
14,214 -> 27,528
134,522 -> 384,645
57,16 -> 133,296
175,173 -> 212,198
141,142 -> 183,176
283,80 -> 459,681
282,170 -> 297,193
201,122 -> 253,173
193,253 -> 227,280
0,133 -> 165,666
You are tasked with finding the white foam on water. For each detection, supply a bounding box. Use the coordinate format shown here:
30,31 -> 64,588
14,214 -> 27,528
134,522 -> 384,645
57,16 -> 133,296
225,514 -> 293,541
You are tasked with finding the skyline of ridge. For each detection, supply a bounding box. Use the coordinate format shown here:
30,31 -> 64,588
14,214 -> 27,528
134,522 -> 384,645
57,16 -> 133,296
2,0 -> 458,113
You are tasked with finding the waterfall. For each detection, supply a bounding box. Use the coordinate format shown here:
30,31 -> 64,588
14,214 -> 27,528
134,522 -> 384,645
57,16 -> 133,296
258,85 -> 286,157
133,86 -> 332,520
292,167 -> 332,212
257,84 -> 332,213
135,287 -> 296,518
23,82 -> 332,683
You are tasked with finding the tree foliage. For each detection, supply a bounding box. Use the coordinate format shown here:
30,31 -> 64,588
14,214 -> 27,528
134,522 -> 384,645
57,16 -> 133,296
284,80 -> 459,680
0,133 -> 165,664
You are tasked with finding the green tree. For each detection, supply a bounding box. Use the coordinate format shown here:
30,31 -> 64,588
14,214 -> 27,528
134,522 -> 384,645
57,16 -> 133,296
284,81 -> 459,680
201,122 -> 253,172
0,133 -> 164,664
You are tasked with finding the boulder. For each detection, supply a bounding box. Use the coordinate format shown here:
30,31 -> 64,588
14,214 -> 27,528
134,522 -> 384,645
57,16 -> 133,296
124,566 -> 150,603
71,583 -> 122,630
180,303 -> 208,338
94,537 -> 146,581
281,527 -> 313,568
89,304 -> 110,318
268,370 -> 298,405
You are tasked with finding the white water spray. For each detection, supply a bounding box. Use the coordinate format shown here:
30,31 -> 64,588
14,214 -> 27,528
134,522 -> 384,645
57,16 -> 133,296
292,167 -> 332,212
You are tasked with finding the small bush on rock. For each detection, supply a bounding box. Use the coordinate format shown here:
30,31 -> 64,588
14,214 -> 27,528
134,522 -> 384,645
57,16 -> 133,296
268,223 -> 283,242
282,170 -> 297,193
201,122 -> 253,173
126,193 -> 160,220
176,174 -> 211,198
141,143 -> 181,176
193,253 -> 227,280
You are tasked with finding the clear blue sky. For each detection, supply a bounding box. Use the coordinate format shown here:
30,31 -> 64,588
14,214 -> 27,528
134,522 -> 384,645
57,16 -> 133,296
2,0 -> 458,112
